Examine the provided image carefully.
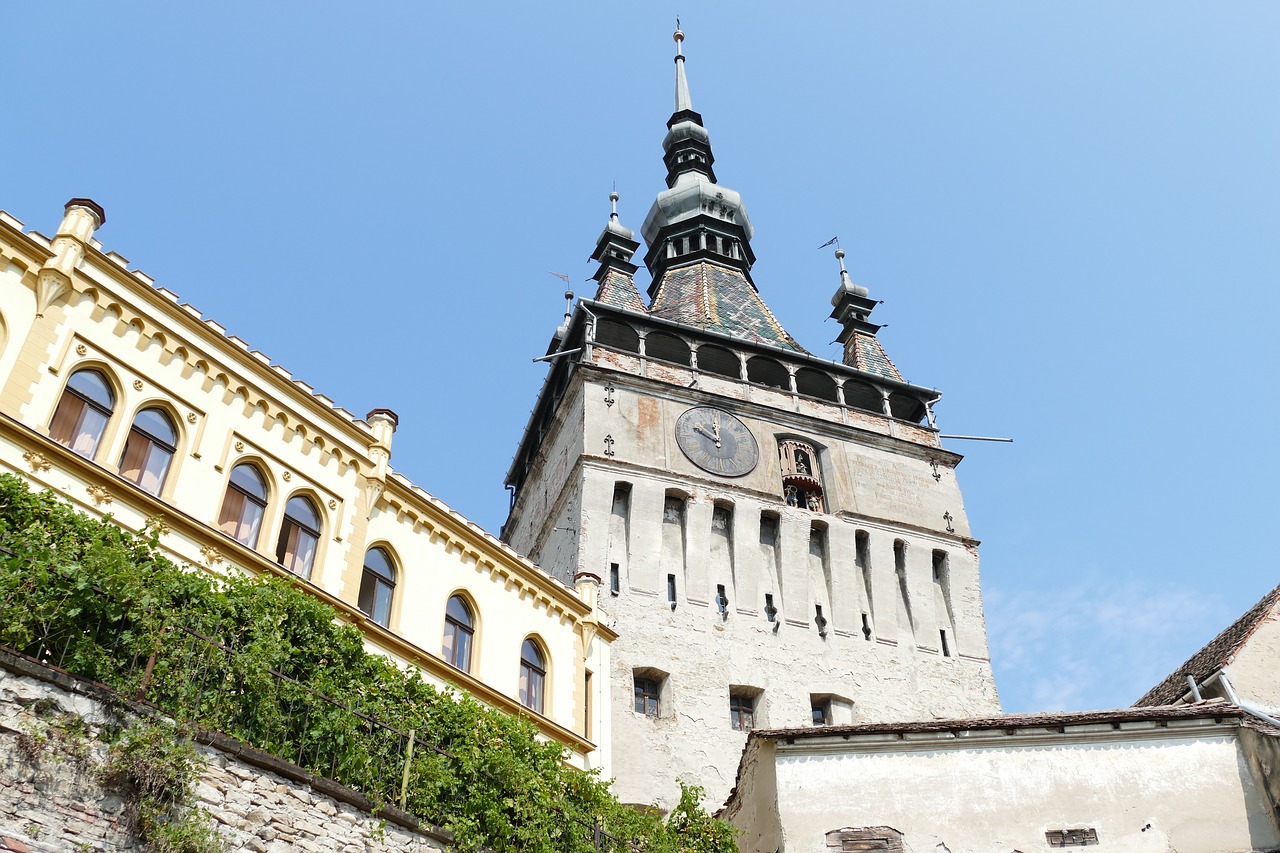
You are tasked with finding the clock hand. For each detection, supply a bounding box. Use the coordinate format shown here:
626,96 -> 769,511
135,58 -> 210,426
691,424 -> 722,447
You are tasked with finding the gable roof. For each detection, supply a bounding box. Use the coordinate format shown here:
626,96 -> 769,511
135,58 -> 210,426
1136,581 -> 1280,706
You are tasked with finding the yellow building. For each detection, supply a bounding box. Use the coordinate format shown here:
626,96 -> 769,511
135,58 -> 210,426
0,198 -> 614,772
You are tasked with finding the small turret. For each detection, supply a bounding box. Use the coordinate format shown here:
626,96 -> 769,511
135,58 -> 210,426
828,247 -> 904,381
589,192 -> 647,313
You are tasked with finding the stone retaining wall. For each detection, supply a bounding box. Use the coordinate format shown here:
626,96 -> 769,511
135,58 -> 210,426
0,652 -> 450,853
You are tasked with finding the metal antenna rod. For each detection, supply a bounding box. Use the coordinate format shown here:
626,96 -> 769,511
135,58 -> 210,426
939,435 -> 1014,443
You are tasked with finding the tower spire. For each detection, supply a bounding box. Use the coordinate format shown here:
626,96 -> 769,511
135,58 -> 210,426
674,23 -> 693,114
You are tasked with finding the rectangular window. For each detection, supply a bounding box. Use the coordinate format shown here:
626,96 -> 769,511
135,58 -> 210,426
584,671 -> 592,739
667,573 -> 677,607
815,604 -> 828,637
861,612 -> 872,641
764,593 -> 777,623
940,629 -> 951,658
609,562 -> 620,596
716,584 -> 728,616
932,549 -> 947,583
811,699 -> 831,726
634,677 -> 661,717
729,692 -> 756,732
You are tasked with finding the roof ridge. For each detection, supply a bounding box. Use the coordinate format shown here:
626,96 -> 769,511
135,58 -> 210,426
1135,581 -> 1280,706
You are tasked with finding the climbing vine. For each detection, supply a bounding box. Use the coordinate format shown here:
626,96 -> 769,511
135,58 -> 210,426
0,474 -> 736,853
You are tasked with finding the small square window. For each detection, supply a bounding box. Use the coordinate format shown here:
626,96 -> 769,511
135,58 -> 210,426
811,700 -> 831,726
730,691 -> 757,732
634,676 -> 661,717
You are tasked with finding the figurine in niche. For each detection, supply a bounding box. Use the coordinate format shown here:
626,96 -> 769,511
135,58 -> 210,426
794,450 -> 810,475
806,493 -> 824,513
785,486 -> 799,507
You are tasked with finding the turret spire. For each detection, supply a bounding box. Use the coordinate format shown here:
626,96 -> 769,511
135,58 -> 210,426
590,191 -> 647,313
829,245 -> 904,380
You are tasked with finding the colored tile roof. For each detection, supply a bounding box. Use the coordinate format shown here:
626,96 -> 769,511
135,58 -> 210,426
1136,582 -> 1280,707
593,269 -> 648,314
648,262 -> 805,352
848,331 -> 903,381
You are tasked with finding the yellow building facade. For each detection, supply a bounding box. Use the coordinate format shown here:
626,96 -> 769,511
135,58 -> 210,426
0,198 -> 613,772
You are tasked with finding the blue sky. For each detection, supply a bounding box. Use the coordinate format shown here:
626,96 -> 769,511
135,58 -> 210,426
4,3 -> 1277,714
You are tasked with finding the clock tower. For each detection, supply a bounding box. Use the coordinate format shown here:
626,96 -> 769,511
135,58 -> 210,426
502,28 -> 1000,809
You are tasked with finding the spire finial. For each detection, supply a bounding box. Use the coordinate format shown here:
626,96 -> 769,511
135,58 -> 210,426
673,22 -> 693,113
610,189 -> 620,221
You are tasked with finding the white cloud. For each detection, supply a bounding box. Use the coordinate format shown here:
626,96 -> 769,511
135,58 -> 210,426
985,574 -> 1231,714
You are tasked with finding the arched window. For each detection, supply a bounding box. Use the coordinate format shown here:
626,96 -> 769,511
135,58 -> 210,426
593,319 -> 640,353
889,392 -> 927,424
276,495 -> 320,579
218,463 -> 268,547
795,368 -> 839,403
645,332 -> 691,366
119,407 -> 177,495
518,638 -> 546,713
49,369 -> 114,458
359,547 -> 396,627
843,379 -> 883,414
442,594 -> 475,671
746,356 -> 789,390
697,345 -> 740,379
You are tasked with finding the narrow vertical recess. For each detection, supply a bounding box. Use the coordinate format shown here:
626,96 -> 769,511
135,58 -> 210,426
662,492 -> 687,598
809,523 -> 831,631
933,549 -> 958,657
759,511 -> 782,610
855,530 -> 874,640
608,482 -> 631,593
894,539 -> 916,644
711,503 -> 735,605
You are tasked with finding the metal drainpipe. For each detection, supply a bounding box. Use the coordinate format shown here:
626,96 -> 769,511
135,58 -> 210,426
1220,670 -> 1280,728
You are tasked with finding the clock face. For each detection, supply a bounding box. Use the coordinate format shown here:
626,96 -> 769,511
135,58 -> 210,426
674,406 -> 759,478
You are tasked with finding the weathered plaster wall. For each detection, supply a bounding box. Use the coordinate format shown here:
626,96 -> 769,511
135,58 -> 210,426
1228,609 -> 1280,713
507,345 -> 999,809
749,724 -> 1280,853
0,662 -> 448,853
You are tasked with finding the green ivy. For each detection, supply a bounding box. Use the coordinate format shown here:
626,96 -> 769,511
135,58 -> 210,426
0,474 -> 737,853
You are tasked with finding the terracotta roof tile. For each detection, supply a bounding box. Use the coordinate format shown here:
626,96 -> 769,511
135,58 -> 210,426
752,701 -> 1246,741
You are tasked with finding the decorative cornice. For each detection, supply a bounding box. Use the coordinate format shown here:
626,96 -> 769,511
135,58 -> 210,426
0,219 -> 380,464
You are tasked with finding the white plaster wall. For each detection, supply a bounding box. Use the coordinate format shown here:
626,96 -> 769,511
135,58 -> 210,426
550,366 -> 999,809
1227,605 -> 1280,713
764,729 -> 1280,853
